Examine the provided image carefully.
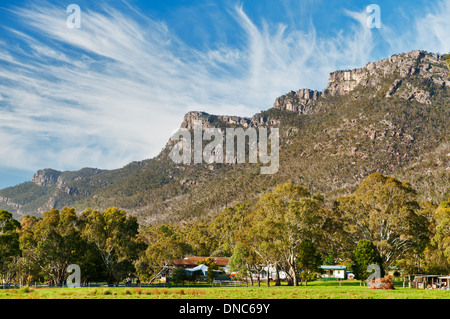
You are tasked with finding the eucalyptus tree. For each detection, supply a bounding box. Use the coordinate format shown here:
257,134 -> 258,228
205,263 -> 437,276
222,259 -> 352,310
252,182 -> 327,286
28,208 -> 86,286
210,203 -> 251,256
80,207 -> 142,286
136,225 -> 185,282
0,210 -> 21,285
423,200 -> 450,274
332,173 -> 429,267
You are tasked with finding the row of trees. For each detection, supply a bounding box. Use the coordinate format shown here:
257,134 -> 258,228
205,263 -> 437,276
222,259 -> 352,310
0,207 -> 142,286
0,173 -> 448,286
210,173 -> 448,286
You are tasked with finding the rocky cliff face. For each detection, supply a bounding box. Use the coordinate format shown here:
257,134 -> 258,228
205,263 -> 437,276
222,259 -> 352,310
325,50 -> 448,102
32,169 -> 61,187
31,168 -> 103,188
0,196 -> 21,210
274,50 -> 449,113
180,111 -> 280,130
273,89 -> 322,114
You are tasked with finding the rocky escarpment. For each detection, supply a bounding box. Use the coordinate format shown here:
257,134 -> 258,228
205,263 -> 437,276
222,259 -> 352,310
325,50 -> 448,102
32,169 -> 62,187
273,89 -> 322,114
32,168 -> 103,188
0,196 -> 22,210
180,111 -> 280,130
274,50 -> 449,113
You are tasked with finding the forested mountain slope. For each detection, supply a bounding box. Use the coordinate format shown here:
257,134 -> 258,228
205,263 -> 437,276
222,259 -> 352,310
1,50 -> 449,224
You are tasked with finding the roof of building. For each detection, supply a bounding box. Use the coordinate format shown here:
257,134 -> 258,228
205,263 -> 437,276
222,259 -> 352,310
320,265 -> 347,270
173,257 -> 230,267
185,264 -> 208,273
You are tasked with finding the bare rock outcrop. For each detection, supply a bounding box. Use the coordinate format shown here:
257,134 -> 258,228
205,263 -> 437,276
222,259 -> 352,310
324,50 -> 448,103
32,169 -> 61,187
274,50 -> 448,114
181,111 -> 280,130
273,88 -> 322,114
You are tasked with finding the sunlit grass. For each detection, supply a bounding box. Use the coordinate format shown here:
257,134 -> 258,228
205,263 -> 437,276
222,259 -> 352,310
0,281 -> 448,299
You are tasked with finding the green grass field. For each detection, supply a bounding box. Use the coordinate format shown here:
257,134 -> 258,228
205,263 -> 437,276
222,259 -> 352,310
1,281 -> 449,299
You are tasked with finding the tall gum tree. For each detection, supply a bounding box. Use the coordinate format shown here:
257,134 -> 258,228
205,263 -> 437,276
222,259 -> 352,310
80,207 -> 141,285
332,173 -> 429,268
253,182 -> 327,286
0,210 -> 21,285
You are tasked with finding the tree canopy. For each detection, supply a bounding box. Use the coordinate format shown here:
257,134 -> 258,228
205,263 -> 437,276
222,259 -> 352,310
0,174 -> 447,286
332,173 -> 429,267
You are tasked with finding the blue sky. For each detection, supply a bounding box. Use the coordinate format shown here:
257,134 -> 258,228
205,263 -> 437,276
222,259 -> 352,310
0,0 -> 449,189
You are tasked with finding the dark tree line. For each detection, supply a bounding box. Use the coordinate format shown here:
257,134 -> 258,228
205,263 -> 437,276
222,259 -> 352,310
0,173 -> 448,286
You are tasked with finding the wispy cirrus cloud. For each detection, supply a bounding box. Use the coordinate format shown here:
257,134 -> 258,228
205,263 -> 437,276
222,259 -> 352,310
0,0 -> 448,187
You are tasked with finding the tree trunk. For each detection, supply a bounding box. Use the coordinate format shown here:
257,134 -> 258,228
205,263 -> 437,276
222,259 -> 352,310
293,275 -> 298,287
275,265 -> 281,286
289,266 -> 298,286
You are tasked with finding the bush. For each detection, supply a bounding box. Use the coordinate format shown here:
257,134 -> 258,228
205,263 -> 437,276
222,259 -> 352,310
102,289 -> 112,295
19,286 -> 34,294
351,240 -> 384,280
171,267 -> 188,285
368,275 -> 395,290
123,289 -> 132,295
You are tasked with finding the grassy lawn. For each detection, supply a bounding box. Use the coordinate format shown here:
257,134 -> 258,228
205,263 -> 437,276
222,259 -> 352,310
0,281 -> 449,299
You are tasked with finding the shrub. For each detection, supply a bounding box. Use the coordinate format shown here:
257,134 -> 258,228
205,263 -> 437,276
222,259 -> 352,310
368,275 -> 395,290
351,240 -> 384,280
171,267 -> 188,285
19,286 -> 34,294
133,288 -> 142,295
177,289 -> 185,295
102,289 -> 112,295
87,289 -> 98,295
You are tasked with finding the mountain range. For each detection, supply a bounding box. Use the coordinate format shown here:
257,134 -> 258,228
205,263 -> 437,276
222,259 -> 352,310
1,50 -> 449,224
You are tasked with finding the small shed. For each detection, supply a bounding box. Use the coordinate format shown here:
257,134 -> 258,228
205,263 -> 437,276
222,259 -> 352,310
412,275 -> 443,289
320,265 -> 347,279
